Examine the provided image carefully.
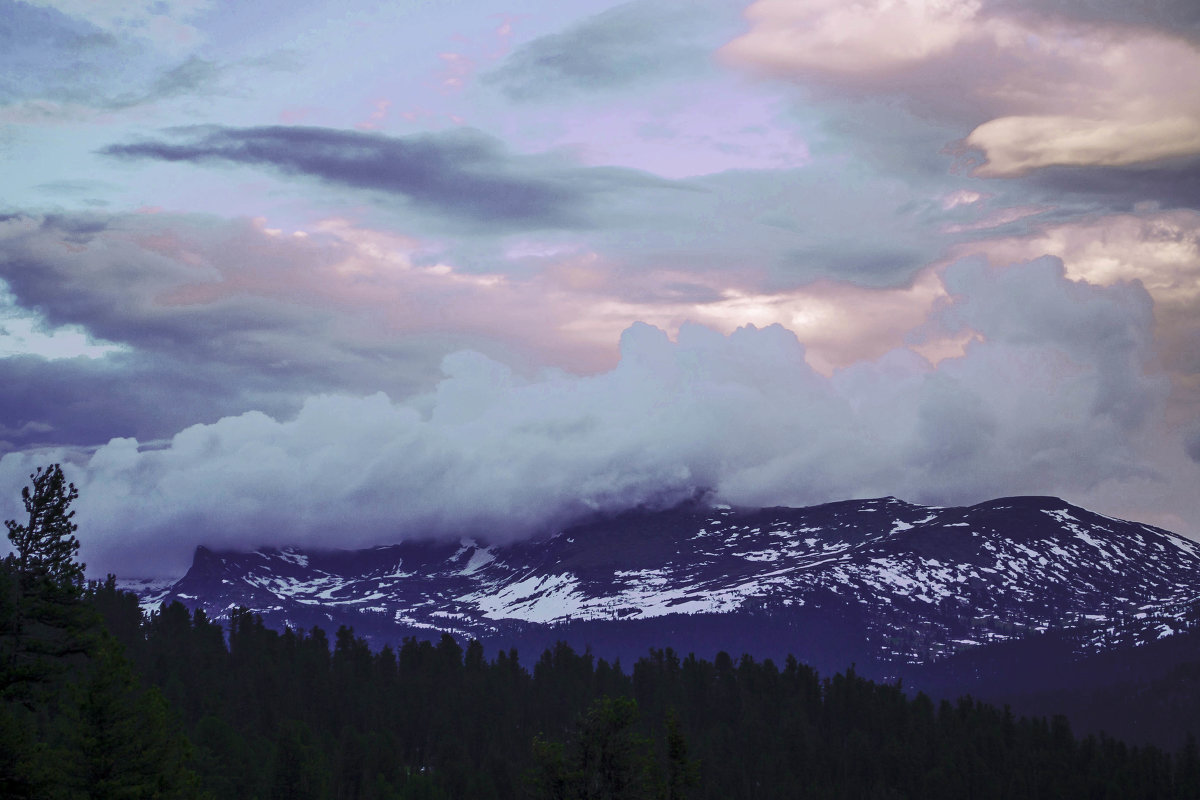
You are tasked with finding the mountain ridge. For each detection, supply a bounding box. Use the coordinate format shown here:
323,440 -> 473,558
130,494 -> 1200,679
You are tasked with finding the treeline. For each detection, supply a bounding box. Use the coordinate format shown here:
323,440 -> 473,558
5,466 -> 1200,798
54,587 -> 1200,799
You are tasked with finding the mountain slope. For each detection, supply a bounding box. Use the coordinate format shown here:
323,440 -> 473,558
136,495 -> 1200,673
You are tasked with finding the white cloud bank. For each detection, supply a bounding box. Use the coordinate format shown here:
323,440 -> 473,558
1,256 -> 1185,576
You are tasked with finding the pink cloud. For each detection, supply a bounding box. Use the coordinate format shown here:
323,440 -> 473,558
103,212 -> 1199,424
722,0 -> 982,77
436,52 -> 475,92
278,107 -> 319,124
549,266 -> 953,375
119,215 -> 963,376
355,99 -> 392,131
722,0 -> 1200,174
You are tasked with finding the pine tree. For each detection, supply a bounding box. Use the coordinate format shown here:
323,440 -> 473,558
6,464 -> 83,588
2,464 -> 93,696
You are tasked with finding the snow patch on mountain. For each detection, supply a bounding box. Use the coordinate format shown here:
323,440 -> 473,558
142,496 -> 1200,667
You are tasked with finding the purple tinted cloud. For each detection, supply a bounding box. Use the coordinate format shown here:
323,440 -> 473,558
102,125 -> 677,230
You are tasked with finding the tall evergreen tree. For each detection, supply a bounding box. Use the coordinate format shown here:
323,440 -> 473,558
2,464 -> 92,696
6,464 -> 83,587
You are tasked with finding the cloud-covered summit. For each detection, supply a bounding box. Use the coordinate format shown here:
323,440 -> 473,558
2,0 -> 1198,578
0,256 -> 1170,575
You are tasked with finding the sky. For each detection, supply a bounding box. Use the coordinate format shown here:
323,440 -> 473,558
1,0 -> 1199,577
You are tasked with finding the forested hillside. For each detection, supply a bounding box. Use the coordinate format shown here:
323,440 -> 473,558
5,466 -> 1200,798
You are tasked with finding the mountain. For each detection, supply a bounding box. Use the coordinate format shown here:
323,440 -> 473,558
130,494 -> 1200,686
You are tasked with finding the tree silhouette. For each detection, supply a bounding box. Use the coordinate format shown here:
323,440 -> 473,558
3,464 -> 90,695
6,464 -> 83,589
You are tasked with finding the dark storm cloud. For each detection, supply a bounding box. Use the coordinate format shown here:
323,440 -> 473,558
102,126 -> 678,230
483,0 -> 739,101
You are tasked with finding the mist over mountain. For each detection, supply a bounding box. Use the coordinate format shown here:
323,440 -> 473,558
133,494 -> 1200,694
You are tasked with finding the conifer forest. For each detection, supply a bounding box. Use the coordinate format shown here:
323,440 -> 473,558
4,468 -> 1200,799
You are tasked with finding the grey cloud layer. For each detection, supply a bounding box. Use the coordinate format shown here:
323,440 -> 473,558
0,214 -> 467,448
0,256 -> 1176,576
1017,159 -> 1200,214
990,0 -> 1200,38
0,1 -> 219,112
483,0 -> 741,101
102,126 -> 680,231
100,127 -> 971,286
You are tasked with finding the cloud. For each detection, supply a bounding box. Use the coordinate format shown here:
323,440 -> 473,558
968,113 -> 1200,178
1018,159 -> 1200,212
572,162 -> 958,288
953,208 -> 1200,429
0,255 -> 1176,576
721,0 -> 1200,175
990,0 -> 1200,40
1187,428 -> 1200,463
0,1 -> 220,116
0,352 -> 307,453
721,0 -> 982,77
17,0 -> 211,52
0,214 -> 476,446
0,210 -> 954,410
97,125 -> 963,288
483,0 -> 739,102
101,125 -> 679,231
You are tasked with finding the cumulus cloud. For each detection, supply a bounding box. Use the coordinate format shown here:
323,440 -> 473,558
0,256 -> 1174,576
959,209 -> 1200,389
721,0 -> 1200,175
